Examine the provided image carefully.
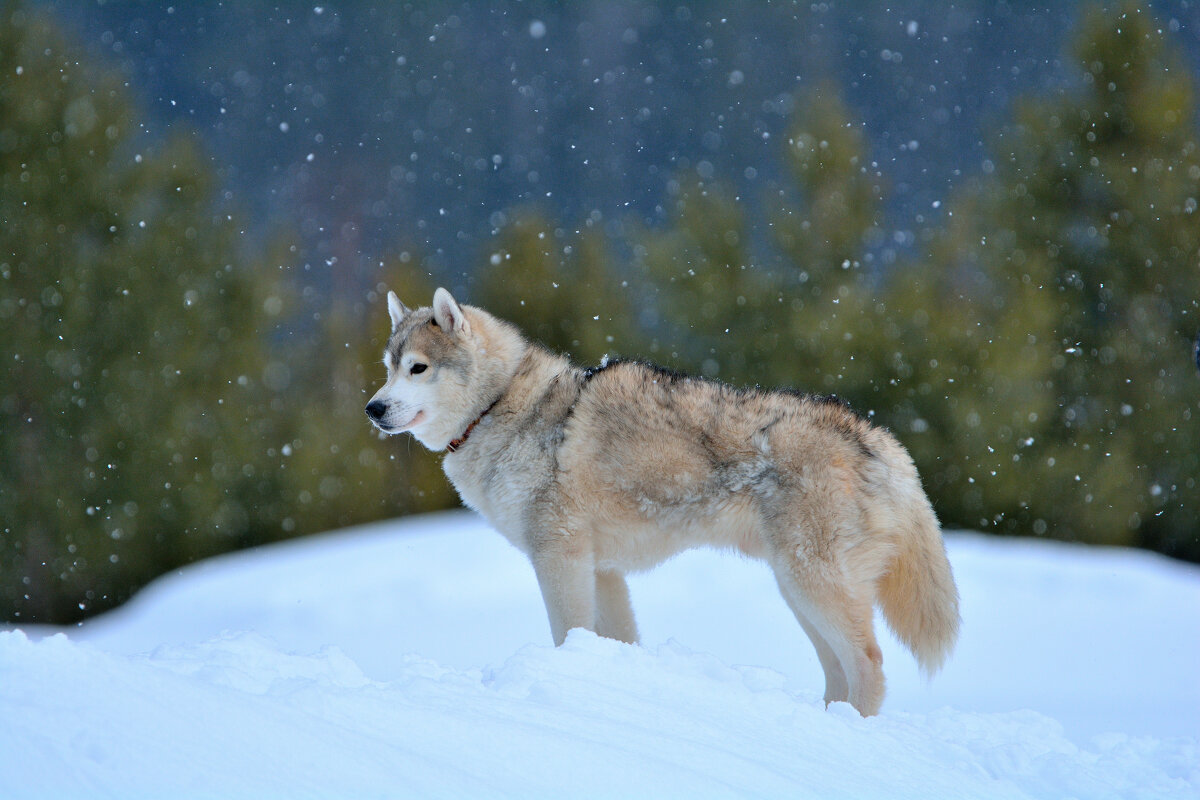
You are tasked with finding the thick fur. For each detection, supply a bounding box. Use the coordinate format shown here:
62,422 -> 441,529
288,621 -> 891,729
367,288 -> 960,716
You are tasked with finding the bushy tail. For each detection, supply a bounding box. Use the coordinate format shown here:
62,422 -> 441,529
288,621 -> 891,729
875,488 -> 960,677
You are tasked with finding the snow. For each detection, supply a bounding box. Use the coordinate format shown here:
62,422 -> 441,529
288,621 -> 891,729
3,511 -> 1198,798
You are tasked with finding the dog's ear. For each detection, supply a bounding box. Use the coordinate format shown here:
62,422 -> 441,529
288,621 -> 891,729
432,287 -> 470,335
387,290 -> 410,331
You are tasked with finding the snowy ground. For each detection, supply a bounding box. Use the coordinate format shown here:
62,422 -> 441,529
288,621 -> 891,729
3,510 -> 1197,798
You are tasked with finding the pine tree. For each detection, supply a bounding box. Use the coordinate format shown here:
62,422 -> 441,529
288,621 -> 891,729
628,173 -> 780,382
474,208 -> 638,365
891,3 -> 1199,551
770,84 -> 887,397
0,5 -> 289,620
632,6 -> 1198,556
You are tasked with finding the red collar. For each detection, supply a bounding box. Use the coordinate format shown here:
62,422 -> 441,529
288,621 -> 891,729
446,399 -> 499,453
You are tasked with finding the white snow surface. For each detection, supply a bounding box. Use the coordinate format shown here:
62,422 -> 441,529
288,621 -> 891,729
3,510 -> 1198,799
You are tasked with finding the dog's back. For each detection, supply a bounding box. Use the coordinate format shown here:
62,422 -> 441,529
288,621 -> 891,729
559,358 -> 959,692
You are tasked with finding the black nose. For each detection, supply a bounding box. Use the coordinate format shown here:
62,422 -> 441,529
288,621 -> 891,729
365,400 -> 386,421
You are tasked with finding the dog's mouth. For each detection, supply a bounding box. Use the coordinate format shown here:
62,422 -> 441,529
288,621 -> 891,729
375,409 -> 424,435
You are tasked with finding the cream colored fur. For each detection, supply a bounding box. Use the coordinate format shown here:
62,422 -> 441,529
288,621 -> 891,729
367,288 -> 961,716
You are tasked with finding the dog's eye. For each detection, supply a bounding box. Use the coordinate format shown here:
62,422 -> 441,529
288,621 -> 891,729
409,363 -> 428,375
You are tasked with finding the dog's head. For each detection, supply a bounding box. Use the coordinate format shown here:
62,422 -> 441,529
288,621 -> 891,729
365,288 -> 503,451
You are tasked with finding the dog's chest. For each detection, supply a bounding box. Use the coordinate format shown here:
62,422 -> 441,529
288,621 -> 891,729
442,430 -> 553,552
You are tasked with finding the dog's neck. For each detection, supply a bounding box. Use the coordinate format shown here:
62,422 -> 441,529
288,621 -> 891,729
439,311 -> 530,453
446,398 -> 499,453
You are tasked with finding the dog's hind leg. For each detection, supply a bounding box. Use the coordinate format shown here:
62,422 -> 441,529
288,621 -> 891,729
767,540 -> 885,716
594,569 -> 639,644
784,595 -> 849,706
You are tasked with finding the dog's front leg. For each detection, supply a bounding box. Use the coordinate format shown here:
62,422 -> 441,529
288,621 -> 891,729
530,539 -> 597,646
595,569 -> 639,644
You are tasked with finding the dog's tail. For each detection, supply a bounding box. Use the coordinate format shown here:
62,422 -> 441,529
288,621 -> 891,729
872,454 -> 960,677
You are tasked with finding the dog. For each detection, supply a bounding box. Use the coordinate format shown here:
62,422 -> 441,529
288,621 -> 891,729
366,288 -> 960,716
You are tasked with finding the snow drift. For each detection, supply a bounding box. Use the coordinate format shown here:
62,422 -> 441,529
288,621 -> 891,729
3,511 -> 1197,798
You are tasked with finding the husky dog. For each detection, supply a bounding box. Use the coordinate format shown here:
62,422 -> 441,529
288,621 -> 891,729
366,288 -> 959,716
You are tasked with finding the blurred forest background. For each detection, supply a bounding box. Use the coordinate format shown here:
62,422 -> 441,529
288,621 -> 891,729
2,1 -> 1197,623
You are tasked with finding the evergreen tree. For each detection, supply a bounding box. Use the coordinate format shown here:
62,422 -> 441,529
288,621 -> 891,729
631,5 -> 1198,556
770,84 -> 888,397
884,3 -> 1199,551
628,173 -> 779,382
1,5 -> 286,620
474,208 -> 638,365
